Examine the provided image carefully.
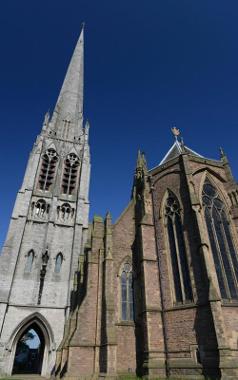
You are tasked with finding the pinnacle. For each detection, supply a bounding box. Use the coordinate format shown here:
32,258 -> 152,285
136,149 -> 147,170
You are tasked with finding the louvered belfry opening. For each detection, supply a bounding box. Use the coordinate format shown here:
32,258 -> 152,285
62,153 -> 80,195
38,149 -> 58,191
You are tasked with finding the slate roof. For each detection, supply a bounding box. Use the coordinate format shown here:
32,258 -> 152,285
159,139 -> 203,165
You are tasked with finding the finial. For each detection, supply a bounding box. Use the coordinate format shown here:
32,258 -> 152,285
105,211 -> 112,220
136,150 -> 148,175
171,126 -> 181,140
219,146 -> 225,158
81,22 -> 85,36
141,151 -> 147,166
136,149 -> 142,167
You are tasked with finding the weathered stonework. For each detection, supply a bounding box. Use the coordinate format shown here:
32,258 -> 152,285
1,30 -> 238,380
56,146 -> 238,380
0,28 -> 90,378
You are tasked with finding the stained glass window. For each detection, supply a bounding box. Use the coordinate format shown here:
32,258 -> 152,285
121,263 -> 134,321
165,193 -> 193,303
202,180 -> 238,300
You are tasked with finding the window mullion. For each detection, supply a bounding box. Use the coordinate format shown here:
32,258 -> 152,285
44,160 -> 50,190
126,275 -> 130,320
211,215 -> 231,299
220,218 -> 238,295
67,166 -> 72,195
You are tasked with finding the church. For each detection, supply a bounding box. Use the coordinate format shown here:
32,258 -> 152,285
0,27 -> 238,380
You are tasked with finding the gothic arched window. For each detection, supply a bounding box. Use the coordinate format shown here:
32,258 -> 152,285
202,180 -> 238,299
35,199 -> 46,217
55,253 -> 63,274
25,250 -> 34,273
38,148 -> 58,191
165,193 -> 193,303
61,153 -> 80,195
57,203 -> 74,221
120,262 -> 134,321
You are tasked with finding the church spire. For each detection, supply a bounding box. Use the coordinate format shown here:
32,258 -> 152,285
50,26 -> 84,140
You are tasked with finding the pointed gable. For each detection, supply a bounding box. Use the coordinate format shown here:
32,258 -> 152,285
160,140 -> 203,165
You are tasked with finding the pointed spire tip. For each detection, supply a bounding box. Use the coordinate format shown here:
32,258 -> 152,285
50,24 -> 84,137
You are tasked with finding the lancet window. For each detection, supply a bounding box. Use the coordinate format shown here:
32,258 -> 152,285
61,153 -> 80,195
120,262 -> 134,321
55,253 -> 63,274
25,250 -> 34,273
202,180 -> 238,299
38,148 -> 58,191
165,192 -> 193,303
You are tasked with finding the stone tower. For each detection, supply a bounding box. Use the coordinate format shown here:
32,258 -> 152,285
0,27 -> 90,377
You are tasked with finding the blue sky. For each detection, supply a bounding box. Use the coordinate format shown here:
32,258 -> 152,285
0,1 -> 238,246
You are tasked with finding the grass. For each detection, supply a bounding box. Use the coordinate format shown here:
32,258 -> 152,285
118,378 -> 215,380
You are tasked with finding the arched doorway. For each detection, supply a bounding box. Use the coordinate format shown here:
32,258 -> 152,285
12,322 -> 45,375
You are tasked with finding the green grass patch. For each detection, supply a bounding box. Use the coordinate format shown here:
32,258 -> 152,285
1,378 -> 22,380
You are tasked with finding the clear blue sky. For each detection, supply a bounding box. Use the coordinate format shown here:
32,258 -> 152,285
0,0 -> 238,246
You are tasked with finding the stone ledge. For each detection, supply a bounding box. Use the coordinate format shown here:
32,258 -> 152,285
116,321 -> 134,327
167,358 -> 202,369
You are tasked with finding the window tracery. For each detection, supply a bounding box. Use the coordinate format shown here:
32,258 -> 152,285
31,199 -> 49,218
202,180 -> 238,299
120,262 -> 134,321
38,148 -> 58,191
165,192 -> 192,303
57,203 -> 74,221
61,153 -> 80,195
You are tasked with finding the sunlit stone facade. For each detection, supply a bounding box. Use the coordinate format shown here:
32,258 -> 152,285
1,30 -> 238,380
